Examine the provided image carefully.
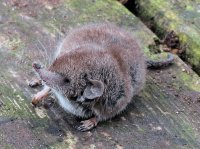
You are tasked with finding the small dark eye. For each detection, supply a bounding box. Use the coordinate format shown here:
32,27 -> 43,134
64,78 -> 70,83
80,91 -> 84,95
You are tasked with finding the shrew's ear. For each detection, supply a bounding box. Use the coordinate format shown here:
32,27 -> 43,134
83,79 -> 104,99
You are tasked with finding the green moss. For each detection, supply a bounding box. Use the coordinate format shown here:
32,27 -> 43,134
3,35 -> 25,53
51,132 -> 78,149
186,5 -> 193,11
179,71 -> 200,92
67,0 -> 125,24
148,52 -> 169,61
178,33 -> 188,43
143,80 -> 200,147
0,84 -> 35,118
132,140 -> 140,144
135,0 -> 200,74
138,127 -> 145,133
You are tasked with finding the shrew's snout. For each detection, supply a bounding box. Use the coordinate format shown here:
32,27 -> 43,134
32,63 -> 64,86
32,62 -> 42,71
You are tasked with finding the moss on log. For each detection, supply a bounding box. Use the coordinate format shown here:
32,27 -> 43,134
0,0 -> 200,148
131,0 -> 200,74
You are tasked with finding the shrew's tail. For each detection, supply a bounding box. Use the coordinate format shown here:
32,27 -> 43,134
146,53 -> 174,69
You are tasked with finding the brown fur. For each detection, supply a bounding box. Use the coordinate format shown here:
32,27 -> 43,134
32,23 -> 146,131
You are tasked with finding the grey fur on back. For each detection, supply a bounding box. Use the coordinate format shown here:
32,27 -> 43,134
38,23 -> 146,121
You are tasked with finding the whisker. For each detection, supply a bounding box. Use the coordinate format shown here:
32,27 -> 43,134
34,42 -> 47,67
37,39 -> 51,66
48,37 -> 53,64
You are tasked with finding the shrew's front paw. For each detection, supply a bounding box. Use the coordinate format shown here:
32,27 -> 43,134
31,86 -> 51,106
75,117 -> 98,131
31,92 -> 44,106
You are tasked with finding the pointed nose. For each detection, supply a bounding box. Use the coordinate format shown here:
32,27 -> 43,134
32,63 -> 61,85
32,62 -> 42,71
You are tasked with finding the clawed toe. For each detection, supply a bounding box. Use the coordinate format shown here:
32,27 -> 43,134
29,78 -> 42,87
75,117 -> 97,131
31,86 -> 51,106
31,95 -> 43,106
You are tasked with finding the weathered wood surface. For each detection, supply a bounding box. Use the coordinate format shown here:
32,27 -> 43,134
0,0 -> 200,148
129,0 -> 200,74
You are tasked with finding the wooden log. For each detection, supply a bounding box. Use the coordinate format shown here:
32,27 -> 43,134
0,0 -> 200,148
127,0 -> 200,74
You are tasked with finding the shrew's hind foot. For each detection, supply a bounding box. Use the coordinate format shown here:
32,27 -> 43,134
75,117 -> 98,131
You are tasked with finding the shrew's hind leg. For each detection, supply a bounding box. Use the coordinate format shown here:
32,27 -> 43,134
75,117 -> 98,131
32,86 -> 51,106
